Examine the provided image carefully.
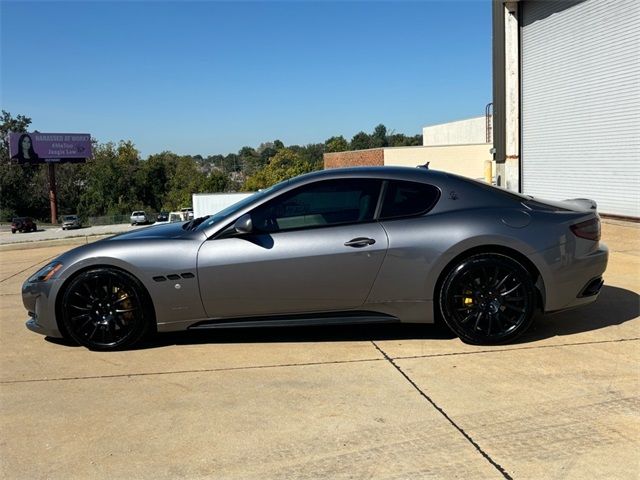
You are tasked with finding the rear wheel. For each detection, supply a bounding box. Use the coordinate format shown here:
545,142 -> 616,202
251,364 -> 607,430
60,268 -> 152,350
439,254 -> 535,345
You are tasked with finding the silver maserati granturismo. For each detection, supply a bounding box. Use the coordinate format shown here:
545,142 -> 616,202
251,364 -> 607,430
23,166 -> 608,350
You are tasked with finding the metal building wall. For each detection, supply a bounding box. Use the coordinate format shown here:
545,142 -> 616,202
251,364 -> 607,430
520,0 -> 640,217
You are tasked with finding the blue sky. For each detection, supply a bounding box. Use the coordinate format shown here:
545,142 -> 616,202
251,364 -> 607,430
1,1 -> 492,157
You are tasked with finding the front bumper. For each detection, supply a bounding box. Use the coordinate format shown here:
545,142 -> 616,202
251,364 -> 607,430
22,279 -> 64,338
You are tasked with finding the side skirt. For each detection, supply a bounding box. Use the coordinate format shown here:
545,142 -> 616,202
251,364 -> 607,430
188,311 -> 399,330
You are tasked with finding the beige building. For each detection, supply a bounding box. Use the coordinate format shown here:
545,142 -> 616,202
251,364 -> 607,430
324,115 -> 494,181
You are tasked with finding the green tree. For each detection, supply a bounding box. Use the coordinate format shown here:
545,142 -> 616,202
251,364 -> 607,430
243,148 -> 314,191
371,124 -> 388,148
350,131 -> 371,150
324,135 -> 349,153
0,111 -> 48,221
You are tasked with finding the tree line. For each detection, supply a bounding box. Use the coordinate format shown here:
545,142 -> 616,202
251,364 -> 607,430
0,111 -> 421,222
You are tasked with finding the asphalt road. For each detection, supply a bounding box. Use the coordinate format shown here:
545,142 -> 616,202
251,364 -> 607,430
1,220 -> 638,479
0,223 -> 146,245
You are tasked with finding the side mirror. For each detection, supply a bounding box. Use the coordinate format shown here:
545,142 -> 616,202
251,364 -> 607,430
233,213 -> 253,234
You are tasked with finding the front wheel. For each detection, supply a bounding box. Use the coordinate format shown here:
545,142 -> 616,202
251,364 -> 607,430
60,268 -> 152,350
439,254 -> 536,345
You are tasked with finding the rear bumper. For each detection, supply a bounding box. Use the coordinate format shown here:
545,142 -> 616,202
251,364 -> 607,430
541,243 -> 609,312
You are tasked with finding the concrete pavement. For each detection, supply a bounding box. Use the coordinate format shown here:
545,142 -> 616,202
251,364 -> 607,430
0,220 -> 638,479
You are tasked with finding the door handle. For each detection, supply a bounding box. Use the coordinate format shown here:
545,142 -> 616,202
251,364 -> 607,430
344,237 -> 376,248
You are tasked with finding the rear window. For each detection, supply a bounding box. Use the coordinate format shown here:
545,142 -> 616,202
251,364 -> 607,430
379,181 -> 440,219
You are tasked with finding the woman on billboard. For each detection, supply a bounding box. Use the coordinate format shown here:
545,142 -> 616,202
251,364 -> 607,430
11,134 -> 40,164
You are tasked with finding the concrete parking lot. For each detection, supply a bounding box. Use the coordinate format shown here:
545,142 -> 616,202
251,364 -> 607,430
1,220 -> 638,479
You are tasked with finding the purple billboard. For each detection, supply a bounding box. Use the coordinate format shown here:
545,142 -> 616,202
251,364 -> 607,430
8,132 -> 92,165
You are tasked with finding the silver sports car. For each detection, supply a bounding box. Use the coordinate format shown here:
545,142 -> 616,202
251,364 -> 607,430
23,167 -> 608,350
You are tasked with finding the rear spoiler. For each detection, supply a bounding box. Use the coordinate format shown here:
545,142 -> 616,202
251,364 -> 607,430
562,198 -> 598,211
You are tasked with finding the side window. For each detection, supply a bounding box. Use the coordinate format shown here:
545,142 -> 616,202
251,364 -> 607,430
380,181 -> 440,220
252,179 -> 381,233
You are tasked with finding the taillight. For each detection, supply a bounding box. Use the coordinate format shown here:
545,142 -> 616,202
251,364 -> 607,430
570,217 -> 601,241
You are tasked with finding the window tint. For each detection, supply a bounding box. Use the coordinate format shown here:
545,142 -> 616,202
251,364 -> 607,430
380,181 -> 440,219
252,179 -> 381,233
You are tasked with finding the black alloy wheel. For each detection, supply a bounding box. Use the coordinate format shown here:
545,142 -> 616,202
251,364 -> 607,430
439,254 -> 536,345
61,268 -> 151,350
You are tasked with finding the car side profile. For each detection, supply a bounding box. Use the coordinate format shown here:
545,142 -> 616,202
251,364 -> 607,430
22,167 -> 608,350
12,217 -> 37,234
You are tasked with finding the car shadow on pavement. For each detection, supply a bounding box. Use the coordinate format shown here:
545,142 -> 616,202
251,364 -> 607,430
137,322 -> 457,350
516,285 -> 639,343
45,285 -> 638,350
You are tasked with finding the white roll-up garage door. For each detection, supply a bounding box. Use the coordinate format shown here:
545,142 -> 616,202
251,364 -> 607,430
521,0 -> 640,217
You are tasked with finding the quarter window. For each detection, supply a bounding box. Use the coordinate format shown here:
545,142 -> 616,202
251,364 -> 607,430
251,179 -> 381,233
380,181 -> 440,219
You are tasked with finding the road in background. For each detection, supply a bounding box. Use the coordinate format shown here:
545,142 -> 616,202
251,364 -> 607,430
0,223 -> 160,245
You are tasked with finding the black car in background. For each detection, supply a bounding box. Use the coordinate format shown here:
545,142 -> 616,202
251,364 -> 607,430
11,217 -> 37,234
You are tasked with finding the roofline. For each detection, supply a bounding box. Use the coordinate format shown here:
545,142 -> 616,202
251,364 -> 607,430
422,115 -> 488,129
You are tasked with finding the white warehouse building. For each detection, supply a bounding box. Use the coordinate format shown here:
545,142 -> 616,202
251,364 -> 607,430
492,0 -> 639,218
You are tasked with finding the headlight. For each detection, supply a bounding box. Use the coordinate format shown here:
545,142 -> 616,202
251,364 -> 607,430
28,262 -> 63,283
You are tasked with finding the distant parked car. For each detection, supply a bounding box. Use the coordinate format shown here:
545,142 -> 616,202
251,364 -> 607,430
181,207 -> 194,220
156,212 -> 169,223
61,215 -> 81,230
130,211 -> 149,226
11,217 -> 37,234
168,211 -> 184,223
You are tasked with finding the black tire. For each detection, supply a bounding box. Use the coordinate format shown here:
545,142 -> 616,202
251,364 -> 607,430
60,268 -> 153,351
11,229 -> 15,234
439,253 -> 536,345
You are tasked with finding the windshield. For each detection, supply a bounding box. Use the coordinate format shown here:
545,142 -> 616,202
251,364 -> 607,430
63,216 -> 77,221
195,179 -> 291,232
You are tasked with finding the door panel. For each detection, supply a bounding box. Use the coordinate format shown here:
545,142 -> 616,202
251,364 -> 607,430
197,223 -> 388,318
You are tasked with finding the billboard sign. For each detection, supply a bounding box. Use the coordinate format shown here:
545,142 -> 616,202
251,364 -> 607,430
8,132 -> 92,165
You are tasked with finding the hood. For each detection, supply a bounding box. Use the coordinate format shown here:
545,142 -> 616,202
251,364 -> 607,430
105,221 -> 193,241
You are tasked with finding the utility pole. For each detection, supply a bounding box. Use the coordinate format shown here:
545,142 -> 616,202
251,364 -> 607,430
48,163 -> 58,224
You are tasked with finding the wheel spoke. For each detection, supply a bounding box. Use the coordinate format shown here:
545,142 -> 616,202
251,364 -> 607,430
504,304 -> 525,314
78,317 -> 94,332
473,311 -> 484,331
494,274 -> 511,290
71,313 -> 91,322
88,324 -> 99,340
498,311 -> 516,325
69,303 -> 91,311
112,294 -> 130,306
115,307 -> 138,314
503,296 -> 524,302
501,283 -> 522,296
491,266 -> 500,287
460,312 -> 475,324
